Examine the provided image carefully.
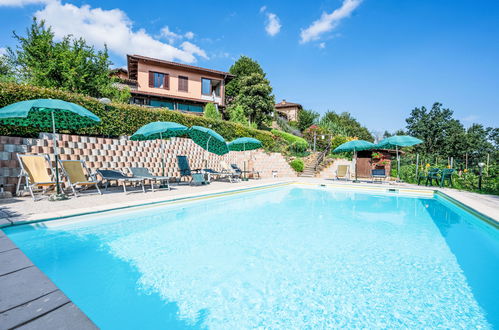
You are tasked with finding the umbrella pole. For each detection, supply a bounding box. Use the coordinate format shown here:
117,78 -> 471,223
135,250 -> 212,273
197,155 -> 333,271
396,146 -> 400,181
354,150 -> 358,182
205,136 -> 211,169
160,132 -> 165,177
51,110 -> 61,195
243,143 -> 247,180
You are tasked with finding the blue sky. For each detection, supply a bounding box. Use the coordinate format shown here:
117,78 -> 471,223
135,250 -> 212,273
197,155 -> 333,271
1,0 -> 498,133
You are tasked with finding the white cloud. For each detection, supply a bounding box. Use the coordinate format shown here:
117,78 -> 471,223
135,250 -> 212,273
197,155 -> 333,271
259,5 -> 267,13
34,1 -> 207,63
160,26 -> 182,44
0,0 -> 47,6
0,47 -> 7,56
180,41 -> 208,60
265,13 -> 281,36
300,0 -> 362,43
318,42 -> 326,49
462,115 -> 479,122
184,31 -> 194,40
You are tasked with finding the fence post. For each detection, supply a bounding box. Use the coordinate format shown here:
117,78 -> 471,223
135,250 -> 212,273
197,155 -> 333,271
465,153 -> 468,169
486,153 -> 490,175
450,157 -> 453,169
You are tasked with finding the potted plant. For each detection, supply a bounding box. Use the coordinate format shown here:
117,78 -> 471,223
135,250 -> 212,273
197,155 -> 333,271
371,152 -> 382,160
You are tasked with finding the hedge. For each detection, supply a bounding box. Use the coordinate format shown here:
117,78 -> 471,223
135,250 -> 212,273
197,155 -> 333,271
289,158 -> 304,172
0,83 -> 285,152
270,129 -> 308,152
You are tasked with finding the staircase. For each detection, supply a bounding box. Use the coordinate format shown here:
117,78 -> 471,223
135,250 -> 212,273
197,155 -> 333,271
300,153 -> 320,177
299,140 -> 333,178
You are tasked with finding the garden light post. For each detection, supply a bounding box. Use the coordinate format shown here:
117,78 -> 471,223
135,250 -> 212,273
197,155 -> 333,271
478,162 -> 485,191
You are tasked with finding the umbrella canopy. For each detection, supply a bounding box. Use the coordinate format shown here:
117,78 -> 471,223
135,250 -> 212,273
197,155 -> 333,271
0,99 -> 101,198
188,126 -> 229,156
333,140 -> 375,182
376,135 -> 422,149
0,99 -> 100,128
130,121 -> 188,141
228,137 -> 262,151
333,140 -> 375,153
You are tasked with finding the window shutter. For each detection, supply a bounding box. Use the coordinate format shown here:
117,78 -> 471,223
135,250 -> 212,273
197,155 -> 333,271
179,76 -> 188,92
149,71 -> 154,88
164,74 -> 169,89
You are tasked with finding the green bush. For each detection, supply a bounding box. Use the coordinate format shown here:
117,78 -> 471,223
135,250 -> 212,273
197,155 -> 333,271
290,158 -> 304,172
271,129 -> 308,152
203,102 -> 222,120
0,82 -> 283,151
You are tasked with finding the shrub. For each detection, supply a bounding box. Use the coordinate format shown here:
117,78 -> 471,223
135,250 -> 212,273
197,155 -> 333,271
203,102 -> 222,120
0,82 -> 283,151
290,158 -> 304,172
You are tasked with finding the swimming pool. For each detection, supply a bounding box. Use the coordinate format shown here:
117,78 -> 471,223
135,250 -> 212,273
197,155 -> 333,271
5,185 -> 499,329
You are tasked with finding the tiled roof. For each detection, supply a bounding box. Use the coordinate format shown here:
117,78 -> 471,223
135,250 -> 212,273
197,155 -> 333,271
275,100 -> 302,108
127,54 -> 234,80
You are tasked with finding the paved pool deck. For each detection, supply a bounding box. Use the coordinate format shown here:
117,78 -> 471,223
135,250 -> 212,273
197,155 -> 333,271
0,177 -> 498,329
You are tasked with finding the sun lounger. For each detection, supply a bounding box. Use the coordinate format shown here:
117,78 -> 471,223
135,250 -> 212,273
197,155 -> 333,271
16,154 -> 56,201
220,161 -> 241,182
230,163 -> 260,179
129,167 -> 170,191
336,165 -> 350,180
176,155 -> 202,184
371,168 -> 387,183
96,169 -> 146,193
60,160 -> 102,197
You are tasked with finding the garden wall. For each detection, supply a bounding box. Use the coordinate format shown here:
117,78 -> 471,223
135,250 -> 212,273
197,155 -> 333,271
0,133 -> 296,195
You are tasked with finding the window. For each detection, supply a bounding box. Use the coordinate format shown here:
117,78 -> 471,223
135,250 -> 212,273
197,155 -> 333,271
178,76 -> 188,92
202,78 -> 211,95
148,71 -> 169,89
201,78 -> 221,97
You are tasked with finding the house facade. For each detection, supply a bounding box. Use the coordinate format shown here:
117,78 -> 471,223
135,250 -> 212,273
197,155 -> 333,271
275,100 -> 302,121
116,55 -> 234,114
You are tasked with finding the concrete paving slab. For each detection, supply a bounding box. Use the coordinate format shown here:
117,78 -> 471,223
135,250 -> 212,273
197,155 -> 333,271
0,267 -> 57,312
16,303 -> 97,330
0,231 -> 17,253
0,248 -> 33,276
0,290 -> 70,329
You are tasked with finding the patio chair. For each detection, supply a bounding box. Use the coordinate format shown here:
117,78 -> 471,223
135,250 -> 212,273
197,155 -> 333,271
16,154 -> 56,201
439,169 -> 455,188
176,155 -> 201,184
418,168 -> 440,186
129,167 -> 170,192
201,168 -> 233,183
335,165 -> 350,180
96,169 -> 146,193
231,163 -> 260,179
220,161 -> 241,182
59,160 -> 102,197
371,168 -> 387,183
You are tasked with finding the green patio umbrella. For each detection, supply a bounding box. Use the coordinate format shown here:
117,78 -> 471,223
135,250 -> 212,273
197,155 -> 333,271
188,126 -> 229,157
0,99 -> 101,198
333,140 -> 375,181
131,121 -> 188,176
228,137 -> 263,180
376,135 -> 423,180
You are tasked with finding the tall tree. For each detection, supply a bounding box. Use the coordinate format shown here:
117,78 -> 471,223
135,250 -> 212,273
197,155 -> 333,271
230,72 -> 275,127
225,55 -> 265,103
405,102 -> 454,155
0,55 -> 14,82
8,18 -> 129,102
297,109 -> 319,132
228,105 -> 248,126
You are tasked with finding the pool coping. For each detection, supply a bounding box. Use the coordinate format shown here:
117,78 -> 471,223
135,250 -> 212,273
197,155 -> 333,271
0,179 -> 497,329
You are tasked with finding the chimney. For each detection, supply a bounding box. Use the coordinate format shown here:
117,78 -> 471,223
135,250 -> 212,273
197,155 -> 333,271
281,99 -> 286,104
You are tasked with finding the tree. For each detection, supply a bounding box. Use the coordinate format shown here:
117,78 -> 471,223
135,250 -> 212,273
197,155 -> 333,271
0,55 -> 14,82
203,102 -> 222,120
318,111 -> 373,141
231,72 -> 275,127
228,105 -> 248,125
225,55 -> 265,103
465,124 -> 495,160
8,18 -> 129,102
405,102 -> 454,155
297,109 -> 319,131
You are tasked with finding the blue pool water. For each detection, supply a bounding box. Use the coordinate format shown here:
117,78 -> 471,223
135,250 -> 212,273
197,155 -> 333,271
5,186 -> 499,329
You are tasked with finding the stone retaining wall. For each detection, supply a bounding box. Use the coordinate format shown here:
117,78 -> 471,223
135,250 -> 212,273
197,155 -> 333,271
0,134 -> 296,194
